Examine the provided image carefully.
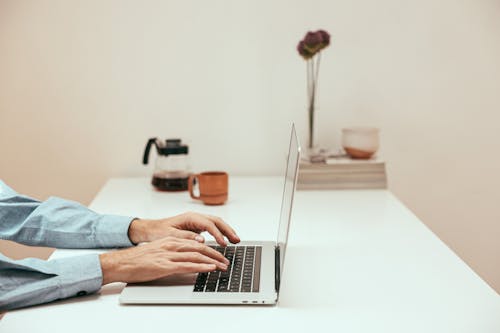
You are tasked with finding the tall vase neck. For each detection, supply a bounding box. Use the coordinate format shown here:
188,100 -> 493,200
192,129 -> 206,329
308,103 -> 315,148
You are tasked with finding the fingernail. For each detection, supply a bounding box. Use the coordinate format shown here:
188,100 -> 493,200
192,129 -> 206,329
195,235 -> 204,242
224,258 -> 230,264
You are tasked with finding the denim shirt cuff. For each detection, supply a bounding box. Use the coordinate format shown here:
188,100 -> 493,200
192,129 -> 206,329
94,215 -> 135,248
54,254 -> 103,300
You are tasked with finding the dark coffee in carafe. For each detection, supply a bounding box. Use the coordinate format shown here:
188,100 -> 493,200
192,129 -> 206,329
152,171 -> 189,191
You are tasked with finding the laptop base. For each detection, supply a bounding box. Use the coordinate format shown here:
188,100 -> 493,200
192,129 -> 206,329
119,241 -> 277,305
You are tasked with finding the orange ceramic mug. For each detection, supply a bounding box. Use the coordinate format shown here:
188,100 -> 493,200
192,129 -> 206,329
188,171 -> 228,205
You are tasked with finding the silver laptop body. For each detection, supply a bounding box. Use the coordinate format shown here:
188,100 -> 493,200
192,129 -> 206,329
119,124 -> 301,305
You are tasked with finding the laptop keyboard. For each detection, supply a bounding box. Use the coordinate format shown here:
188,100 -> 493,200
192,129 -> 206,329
193,245 -> 262,293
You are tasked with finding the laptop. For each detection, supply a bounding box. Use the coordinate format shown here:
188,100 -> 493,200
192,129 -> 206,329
119,124 -> 301,305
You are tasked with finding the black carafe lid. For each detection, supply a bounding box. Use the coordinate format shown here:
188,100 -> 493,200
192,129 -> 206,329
162,139 -> 188,155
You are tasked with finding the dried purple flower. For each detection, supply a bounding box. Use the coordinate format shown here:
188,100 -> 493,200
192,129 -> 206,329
297,30 -> 331,58
304,31 -> 323,52
318,30 -> 330,47
297,40 -> 314,59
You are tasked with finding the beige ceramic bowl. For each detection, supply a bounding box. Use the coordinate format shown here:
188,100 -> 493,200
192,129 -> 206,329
342,127 -> 380,159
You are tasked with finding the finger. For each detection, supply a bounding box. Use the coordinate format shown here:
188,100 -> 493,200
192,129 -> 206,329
187,215 -> 228,246
171,252 -> 228,271
174,263 -> 217,274
207,215 -> 241,244
174,240 -> 229,265
171,229 -> 205,243
196,243 -> 230,265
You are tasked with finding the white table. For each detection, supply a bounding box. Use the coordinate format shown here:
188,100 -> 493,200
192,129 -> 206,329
2,177 -> 499,333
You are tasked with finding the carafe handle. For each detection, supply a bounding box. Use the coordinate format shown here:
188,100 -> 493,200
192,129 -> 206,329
143,138 -> 158,164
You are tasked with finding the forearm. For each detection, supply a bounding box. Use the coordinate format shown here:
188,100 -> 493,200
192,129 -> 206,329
0,253 -> 102,311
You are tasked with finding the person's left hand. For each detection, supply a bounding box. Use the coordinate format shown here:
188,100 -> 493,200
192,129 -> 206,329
128,212 -> 240,247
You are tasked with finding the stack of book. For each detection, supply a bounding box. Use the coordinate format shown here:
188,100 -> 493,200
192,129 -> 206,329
297,156 -> 387,190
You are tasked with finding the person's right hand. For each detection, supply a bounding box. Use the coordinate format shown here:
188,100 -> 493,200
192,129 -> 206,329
99,237 -> 229,285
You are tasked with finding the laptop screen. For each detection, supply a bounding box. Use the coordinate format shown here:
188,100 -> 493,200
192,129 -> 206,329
276,124 -> 301,289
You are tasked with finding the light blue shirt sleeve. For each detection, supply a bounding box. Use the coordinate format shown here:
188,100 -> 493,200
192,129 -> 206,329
0,180 -> 134,248
0,253 -> 102,311
0,180 -> 136,311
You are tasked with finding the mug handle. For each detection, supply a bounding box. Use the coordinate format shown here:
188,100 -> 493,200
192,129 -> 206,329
188,174 -> 200,200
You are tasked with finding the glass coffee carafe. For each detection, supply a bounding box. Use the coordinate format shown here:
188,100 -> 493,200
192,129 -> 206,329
143,138 -> 190,191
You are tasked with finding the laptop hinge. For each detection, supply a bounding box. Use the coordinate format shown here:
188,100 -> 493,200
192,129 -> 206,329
274,245 -> 280,293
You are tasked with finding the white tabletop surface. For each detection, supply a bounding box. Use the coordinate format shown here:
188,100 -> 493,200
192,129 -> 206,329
2,177 -> 499,332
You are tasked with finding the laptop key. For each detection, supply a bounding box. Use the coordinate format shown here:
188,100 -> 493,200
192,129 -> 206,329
217,283 -> 229,292
194,285 -> 205,292
195,273 -> 208,284
241,285 -> 251,291
205,283 -> 217,292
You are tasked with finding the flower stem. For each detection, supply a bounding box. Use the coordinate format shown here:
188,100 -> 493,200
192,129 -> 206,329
314,51 -> 321,93
306,60 -> 310,101
308,51 -> 322,149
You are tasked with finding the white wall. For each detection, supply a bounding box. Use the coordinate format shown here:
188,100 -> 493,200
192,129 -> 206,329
0,0 -> 499,292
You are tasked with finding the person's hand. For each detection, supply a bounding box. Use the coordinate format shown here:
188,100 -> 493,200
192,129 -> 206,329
99,237 -> 230,285
127,212 -> 240,246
